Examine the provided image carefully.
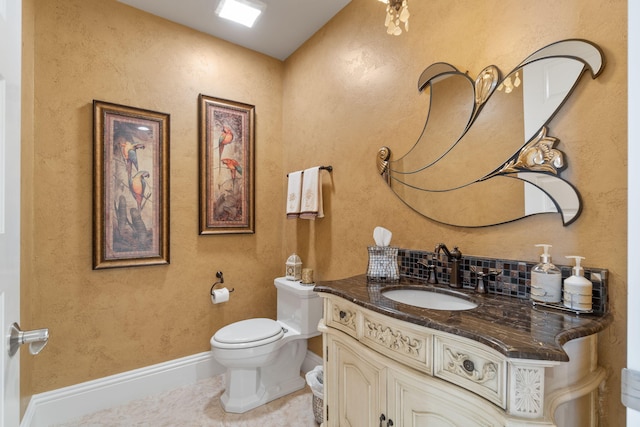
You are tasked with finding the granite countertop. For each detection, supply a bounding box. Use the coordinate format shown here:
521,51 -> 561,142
314,275 -> 612,362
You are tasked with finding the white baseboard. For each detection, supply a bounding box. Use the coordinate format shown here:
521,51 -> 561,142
21,350 -> 321,427
301,349 -> 323,374
21,351 -> 223,427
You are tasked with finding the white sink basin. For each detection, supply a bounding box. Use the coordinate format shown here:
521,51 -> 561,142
382,289 -> 478,311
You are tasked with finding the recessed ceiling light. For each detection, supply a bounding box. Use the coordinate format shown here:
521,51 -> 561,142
215,0 -> 265,28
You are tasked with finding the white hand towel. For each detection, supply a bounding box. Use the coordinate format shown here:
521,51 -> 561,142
286,170 -> 303,218
300,166 -> 324,220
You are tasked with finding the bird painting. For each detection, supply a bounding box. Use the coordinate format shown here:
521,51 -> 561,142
119,139 -> 145,177
218,125 -> 234,170
129,170 -> 150,211
221,158 -> 242,182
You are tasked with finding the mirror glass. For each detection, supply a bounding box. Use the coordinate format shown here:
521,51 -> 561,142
379,40 -> 604,227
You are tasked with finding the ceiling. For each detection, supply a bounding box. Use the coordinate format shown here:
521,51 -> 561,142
117,0 -> 352,61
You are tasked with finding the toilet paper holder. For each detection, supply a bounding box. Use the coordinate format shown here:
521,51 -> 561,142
210,271 -> 235,295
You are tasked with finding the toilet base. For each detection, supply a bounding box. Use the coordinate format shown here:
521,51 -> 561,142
220,372 -> 305,413
218,339 -> 308,413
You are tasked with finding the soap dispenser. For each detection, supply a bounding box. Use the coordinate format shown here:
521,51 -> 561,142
563,256 -> 593,311
531,244 -> 562,303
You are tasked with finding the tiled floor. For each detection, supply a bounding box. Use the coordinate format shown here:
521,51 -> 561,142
54,374 -> 320,427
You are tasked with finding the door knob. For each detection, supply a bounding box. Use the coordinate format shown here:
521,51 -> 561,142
8,323 -> 49,357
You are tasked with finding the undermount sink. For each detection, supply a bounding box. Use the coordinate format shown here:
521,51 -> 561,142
382,288 -> 478,311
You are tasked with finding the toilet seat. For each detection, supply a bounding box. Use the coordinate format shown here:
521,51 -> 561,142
212,318 -> 284,349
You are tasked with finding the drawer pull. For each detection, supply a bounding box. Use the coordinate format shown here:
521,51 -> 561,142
445,348 -> 497,384
339,310 -> 346,319
463,359 -> 475,373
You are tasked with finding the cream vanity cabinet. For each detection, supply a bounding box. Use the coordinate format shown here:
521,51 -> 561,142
318,293 -> 604,427
325,333 -> 505,426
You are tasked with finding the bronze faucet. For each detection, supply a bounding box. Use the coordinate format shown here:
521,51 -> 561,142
434,243 -> 462,288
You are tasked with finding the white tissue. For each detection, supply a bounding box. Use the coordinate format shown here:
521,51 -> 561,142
211,288 -> 230,304
373,226 -> 392,246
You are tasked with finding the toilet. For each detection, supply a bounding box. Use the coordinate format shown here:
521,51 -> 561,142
210,277 -> 323,413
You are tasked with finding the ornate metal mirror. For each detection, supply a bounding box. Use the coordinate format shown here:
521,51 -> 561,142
377,39 -> 604,227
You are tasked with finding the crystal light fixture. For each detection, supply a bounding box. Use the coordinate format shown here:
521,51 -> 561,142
378,0 -> 410,36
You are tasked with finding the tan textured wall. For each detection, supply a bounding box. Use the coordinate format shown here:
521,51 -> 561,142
283,0 -> 627,425
22,0 -> 627,425
23,0 -> 285,395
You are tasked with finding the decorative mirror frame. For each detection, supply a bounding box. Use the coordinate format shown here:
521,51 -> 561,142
377,39 -> 605,227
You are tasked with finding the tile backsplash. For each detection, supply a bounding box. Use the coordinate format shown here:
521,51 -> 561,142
397,248 -> 608,314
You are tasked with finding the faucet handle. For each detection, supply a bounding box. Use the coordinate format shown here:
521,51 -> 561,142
470,267 -> 500,294
417,258 -> 430,268
417,258 -> 438,284
451,246 -> 462,259
426,264 -> 438,284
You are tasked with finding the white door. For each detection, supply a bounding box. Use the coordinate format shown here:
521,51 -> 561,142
0,0 -> 22,425
627,2 -> 640,426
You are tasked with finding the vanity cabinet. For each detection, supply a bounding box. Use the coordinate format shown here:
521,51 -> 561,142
326,334 -> 385,426
326,333 -> 505,426
319,293 -> 605,427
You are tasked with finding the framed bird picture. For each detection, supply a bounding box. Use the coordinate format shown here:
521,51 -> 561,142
92,100 -> 170,269
198,95 -> 255,235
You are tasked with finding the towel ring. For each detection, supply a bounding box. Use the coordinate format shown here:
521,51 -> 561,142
210,271 -> 235,294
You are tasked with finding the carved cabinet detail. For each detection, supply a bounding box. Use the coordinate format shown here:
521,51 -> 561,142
326,299 -> 357,338
433,334 -> 506,408
319,294 -> 603,427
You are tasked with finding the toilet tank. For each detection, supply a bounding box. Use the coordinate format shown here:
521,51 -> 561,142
274,277 -> 323,338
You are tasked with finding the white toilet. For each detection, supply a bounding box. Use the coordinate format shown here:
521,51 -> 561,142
210,277 -> 323,413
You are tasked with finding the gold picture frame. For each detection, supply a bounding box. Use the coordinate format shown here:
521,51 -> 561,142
93,100 -> 170,269
198,94 -> 255,234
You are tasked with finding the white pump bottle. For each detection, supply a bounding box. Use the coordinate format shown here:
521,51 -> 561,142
531,244 -> 562,303
563,256 -> 593,311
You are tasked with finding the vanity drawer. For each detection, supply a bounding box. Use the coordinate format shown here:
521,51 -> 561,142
360,308 -> 433,375
433,333 -> 507,409
325,298 -> 358,339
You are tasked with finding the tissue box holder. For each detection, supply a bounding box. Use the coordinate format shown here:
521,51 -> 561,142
367,246 -> 399,281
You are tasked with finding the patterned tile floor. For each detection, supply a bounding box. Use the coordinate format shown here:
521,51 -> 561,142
53,374 -> 319,427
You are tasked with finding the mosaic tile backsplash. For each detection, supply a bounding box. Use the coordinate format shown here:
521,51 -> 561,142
397,248 -> 608,314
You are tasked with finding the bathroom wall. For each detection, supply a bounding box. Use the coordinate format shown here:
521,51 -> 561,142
20,0 -> 627,425
22,0 -> 286,398
283,0 -> 627,425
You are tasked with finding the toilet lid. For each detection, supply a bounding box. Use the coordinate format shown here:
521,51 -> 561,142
214,318 -> 283,345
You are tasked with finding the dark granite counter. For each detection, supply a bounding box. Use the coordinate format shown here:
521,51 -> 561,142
314,275 -> 612,362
